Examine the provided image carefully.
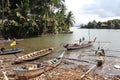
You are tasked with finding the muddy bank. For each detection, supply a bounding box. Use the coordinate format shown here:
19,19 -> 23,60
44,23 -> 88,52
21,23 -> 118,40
0,58 -> 120,80
30,60 -> 120,80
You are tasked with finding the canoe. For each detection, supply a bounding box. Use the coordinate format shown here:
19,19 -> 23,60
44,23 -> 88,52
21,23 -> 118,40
64,37 -> 96,50
0,48 -> 24,55
12,48 -> 54,64
13,51 -> 65,80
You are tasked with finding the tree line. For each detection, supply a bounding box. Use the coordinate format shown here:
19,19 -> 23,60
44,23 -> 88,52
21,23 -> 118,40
0,0 -> 75,39
80,19 -> 120,29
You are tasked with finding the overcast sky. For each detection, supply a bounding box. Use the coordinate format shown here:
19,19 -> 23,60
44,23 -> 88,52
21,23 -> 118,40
65,0 -> 120,25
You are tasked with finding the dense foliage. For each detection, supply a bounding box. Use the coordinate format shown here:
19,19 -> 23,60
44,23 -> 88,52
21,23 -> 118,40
0,0 -> 75,39
80,19 -> 120,29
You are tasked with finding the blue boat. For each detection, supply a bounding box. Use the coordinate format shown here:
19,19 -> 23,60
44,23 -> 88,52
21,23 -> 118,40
0,48 -> 24,55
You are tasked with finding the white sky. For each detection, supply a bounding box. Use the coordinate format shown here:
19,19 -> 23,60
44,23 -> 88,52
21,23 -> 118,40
65,0 -> 120,25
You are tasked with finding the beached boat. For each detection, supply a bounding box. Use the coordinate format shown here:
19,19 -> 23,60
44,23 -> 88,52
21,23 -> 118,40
64,37 -> 96,50
12,48 -> 54,64
13,51 -> 65,80
0,48 -> 24,55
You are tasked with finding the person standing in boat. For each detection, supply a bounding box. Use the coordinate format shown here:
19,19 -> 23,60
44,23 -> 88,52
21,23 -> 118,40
79,38 -> 82,44
82,37 -> 85,41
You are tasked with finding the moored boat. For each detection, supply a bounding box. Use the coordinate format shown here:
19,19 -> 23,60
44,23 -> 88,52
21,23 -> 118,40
12,48 -> 54,64
64,37 -> 96,50
0,48 -> 24,55
13,51 -> 65,80
61,31 -> 73,34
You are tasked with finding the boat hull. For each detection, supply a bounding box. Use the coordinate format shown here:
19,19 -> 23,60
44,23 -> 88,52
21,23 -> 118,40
65,42 -> 93,50
14,51 -> 65,80
12,48 -> 54,64
64,37 -> 96,50
0,48 -> 24,55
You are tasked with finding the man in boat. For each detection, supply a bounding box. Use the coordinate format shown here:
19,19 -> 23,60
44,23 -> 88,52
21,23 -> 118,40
79,38 -> 82,44
82,37 -> 85,41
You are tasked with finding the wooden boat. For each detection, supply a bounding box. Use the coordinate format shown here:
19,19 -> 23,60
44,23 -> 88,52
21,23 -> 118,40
13,51 -> 65,80
64,37 -> 96,50
95,48 -> 105,67
0,48 -> 24,55
12,48 -> 54,64
61,31 -> 73,34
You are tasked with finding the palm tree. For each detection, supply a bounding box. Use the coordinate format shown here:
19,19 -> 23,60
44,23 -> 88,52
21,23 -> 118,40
64,11 -> 75,31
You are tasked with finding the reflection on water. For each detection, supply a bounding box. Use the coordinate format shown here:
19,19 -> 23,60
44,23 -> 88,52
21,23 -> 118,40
6,27 -> 120,75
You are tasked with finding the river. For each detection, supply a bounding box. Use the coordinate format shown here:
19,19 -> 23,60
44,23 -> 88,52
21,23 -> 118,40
4,27 -> 120,75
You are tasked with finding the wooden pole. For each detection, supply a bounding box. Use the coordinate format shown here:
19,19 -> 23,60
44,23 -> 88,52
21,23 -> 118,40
63,57 -> 95,64
81,65 -> 97,79
2,71 -> 9,80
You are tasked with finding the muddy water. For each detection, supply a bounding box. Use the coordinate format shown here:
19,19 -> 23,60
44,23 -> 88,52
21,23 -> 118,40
2,27 -> 120,75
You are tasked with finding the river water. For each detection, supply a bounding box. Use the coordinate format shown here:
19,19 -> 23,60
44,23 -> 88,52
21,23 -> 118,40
6,27 -> 120,75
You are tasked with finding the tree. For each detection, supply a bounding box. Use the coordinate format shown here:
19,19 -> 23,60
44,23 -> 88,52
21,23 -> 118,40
0,0 -> 75,38
64,11 -> 75,31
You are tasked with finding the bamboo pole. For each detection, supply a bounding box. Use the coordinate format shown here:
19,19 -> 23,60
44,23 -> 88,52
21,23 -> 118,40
63,57 -> 95,64
81,65 -> 97,79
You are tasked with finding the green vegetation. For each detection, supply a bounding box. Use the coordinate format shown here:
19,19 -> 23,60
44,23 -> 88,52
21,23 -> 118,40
80,19 -> 120,29
0,0 -> 75,39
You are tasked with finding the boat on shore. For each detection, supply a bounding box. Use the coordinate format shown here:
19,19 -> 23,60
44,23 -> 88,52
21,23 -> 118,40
12,48 -> 54,64
64,37 -> 96,50
13,51 -> 65,80
0,48 -> 24,55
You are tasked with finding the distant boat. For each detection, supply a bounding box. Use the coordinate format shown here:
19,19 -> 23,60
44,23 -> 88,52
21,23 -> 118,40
64,37 -> 96,50
61,31 -> 73,34
12,48 -> 54,64
0,48 -> 24,55
13,51 -> 65,80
